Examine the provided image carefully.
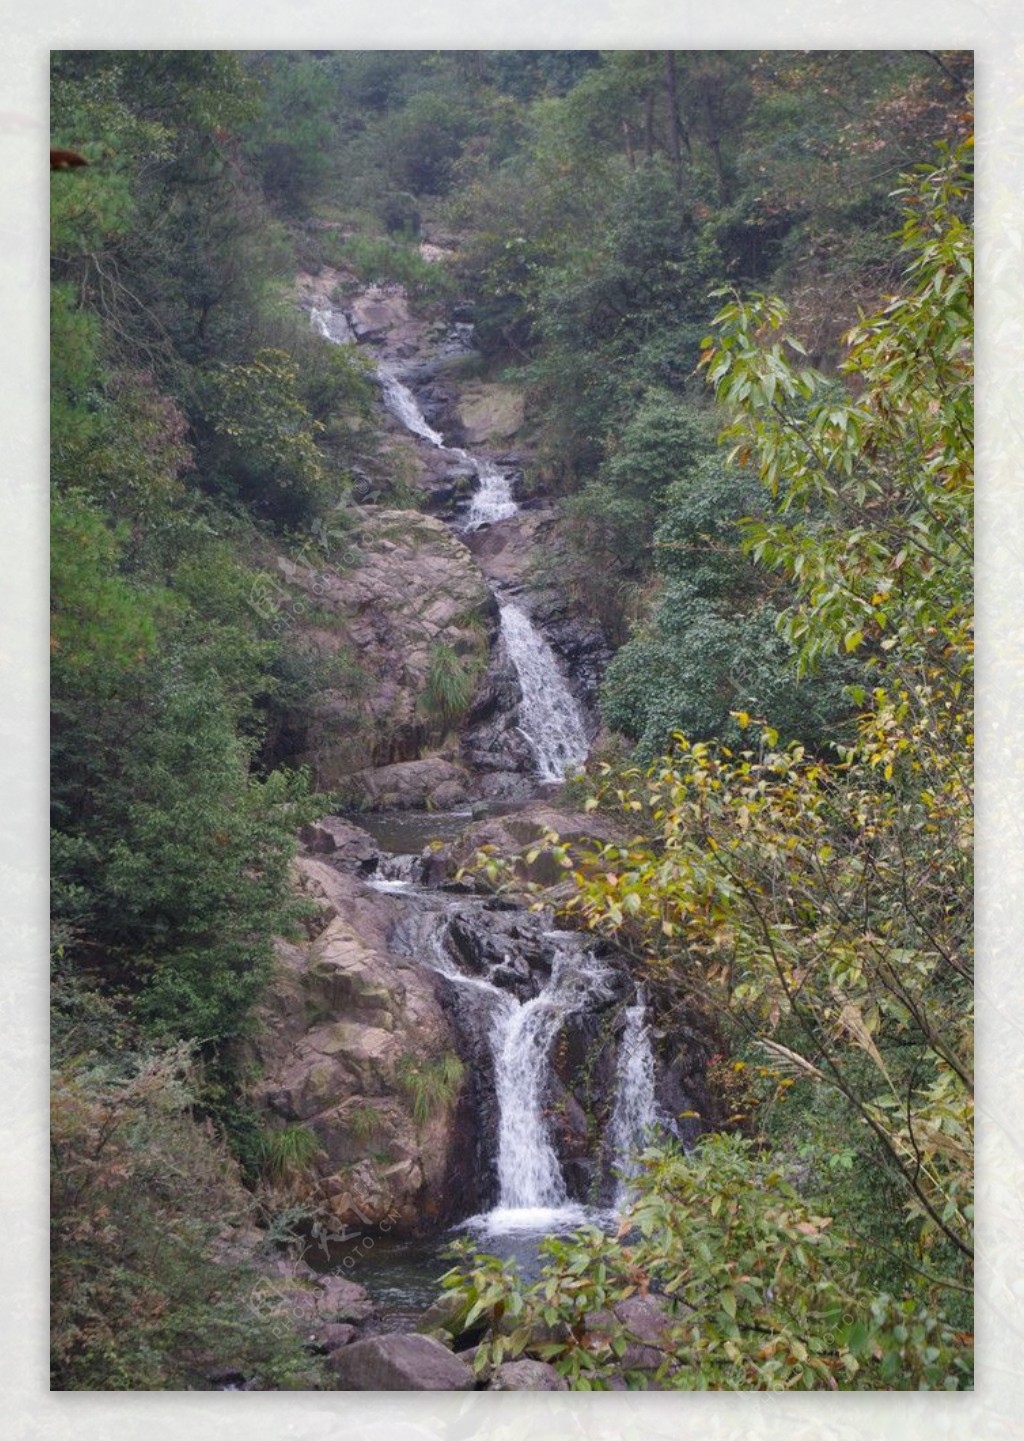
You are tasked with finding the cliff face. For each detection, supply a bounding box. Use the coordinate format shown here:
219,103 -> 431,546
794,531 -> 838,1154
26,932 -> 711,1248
273,507 -> 494,792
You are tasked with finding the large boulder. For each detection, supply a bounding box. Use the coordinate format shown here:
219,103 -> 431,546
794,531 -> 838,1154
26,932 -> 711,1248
453,381 -> 525,446
345,756 -> 472,811
299,816 -> 379,863
432,800 -> 628,890
328,1333 -> 475,1391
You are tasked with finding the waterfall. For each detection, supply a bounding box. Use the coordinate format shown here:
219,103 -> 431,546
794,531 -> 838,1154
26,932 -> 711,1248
378,364 -> 446,448
493,943 -> 614,1210
312,304 -> 519,532
607,996 -> 661,1203
463,458 -> 517,531
377,365 -> 517,530
499,602 -> 589,781
310,304 -> 355,347
422,921 -> 614,1222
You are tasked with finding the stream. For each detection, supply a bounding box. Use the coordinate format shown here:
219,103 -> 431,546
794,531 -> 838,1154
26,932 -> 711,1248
307,298 -> 666,1319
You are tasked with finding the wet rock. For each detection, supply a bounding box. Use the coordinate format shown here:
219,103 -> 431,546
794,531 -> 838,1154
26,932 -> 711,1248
328,1333 -> 475,1390
489,1359 -> 569,1391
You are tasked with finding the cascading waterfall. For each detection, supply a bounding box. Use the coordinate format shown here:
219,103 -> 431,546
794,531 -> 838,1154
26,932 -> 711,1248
310,302 -> 589,778
499,602 -> 590,781
422,920 -> 620,1222
375,361 -> 517,528
606,996 -> 661,1203
492,942 -> 616,1211
309,296 -> 659,1232
310,304 -> 355,347
378,364 -> 446,447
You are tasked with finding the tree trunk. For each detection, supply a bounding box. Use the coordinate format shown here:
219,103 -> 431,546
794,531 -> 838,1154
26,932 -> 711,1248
663,51 -> 690,193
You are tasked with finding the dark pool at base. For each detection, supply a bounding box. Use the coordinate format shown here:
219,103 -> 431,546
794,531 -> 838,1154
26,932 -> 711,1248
306,1207 -> 619,1328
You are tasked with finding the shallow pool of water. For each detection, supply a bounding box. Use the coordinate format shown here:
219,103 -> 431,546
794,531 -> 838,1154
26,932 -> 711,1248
305,1205 -> 621,1326
341,809 -> 475,855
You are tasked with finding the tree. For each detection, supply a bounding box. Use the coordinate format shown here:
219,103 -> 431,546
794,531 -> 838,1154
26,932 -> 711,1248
479,137 -> 973,1364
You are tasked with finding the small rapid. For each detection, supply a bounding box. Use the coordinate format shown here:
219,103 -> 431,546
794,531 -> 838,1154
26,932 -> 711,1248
376,363 -> 517,529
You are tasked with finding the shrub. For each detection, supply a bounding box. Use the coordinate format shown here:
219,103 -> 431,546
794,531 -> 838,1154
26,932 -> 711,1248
51,1047 -> 319,1390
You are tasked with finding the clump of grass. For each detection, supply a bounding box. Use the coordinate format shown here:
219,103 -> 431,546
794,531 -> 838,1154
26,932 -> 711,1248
395,1052 -> 465,1127
255,1123 -> 320,1185
347,1103 -> 385,1144
421,642 -> 479,731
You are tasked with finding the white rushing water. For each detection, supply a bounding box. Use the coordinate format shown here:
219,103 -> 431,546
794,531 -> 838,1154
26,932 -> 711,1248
500,602 -> 590,781
377,364 -> 517,529
493,942 -> 615,1210
422,921 -> 621,1230
310,304 -> 356,347
378,364 -> 446,447
463,458 -> 518,531
606,997 -> 661,1203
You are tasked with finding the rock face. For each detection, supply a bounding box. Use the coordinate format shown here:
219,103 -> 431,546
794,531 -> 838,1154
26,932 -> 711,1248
345,756 -> 472,811
273,507 -> 493,789
328,1333 -> 475,1391
453,381 -> 525,446
249,857 -> 473,1234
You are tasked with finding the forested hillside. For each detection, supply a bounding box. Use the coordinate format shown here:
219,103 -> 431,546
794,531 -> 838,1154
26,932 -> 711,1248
50,50 -> 972,1391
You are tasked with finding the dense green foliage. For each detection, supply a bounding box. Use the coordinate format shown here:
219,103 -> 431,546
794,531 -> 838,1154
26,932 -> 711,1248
49,51 -> 369,1389
438,1133 -> 971,1389
474,136 -> 973,1388
50,1037 -> 321,1390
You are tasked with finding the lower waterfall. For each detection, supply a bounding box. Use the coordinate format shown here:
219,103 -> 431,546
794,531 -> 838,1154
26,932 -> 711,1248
607,997 -> 661,1203
492,941 -> 615,1212
420,915 -> 658,1231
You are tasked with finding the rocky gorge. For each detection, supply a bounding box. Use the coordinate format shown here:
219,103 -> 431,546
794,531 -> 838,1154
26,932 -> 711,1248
234,266 -> 719,1387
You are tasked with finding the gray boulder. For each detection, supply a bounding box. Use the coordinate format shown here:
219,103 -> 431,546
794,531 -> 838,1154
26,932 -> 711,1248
489,1359 -> 569,1391
328,1333 -> 475,1390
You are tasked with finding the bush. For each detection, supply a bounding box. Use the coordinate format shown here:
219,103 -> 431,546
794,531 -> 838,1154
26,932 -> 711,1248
435,1133 -> 973,1390
51,1047 -> 319,1390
